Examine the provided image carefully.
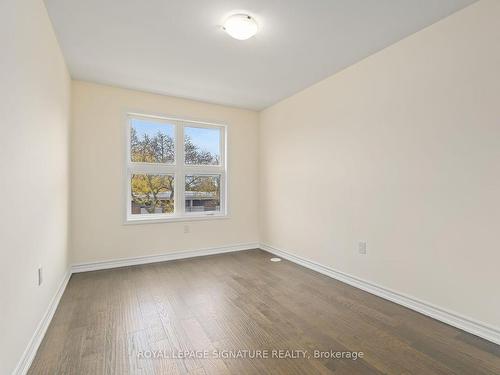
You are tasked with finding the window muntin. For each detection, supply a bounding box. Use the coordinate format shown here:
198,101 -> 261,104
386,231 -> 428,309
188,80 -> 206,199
126,114 -> 226,222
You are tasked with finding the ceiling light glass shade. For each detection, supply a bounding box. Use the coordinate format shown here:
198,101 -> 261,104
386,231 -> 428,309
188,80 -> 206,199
223,14 -> 258,40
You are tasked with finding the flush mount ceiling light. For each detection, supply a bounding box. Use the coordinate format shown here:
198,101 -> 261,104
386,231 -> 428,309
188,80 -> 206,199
222,14 -> 258,40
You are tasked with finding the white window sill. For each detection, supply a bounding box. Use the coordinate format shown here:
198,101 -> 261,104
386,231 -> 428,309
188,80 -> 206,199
124,213 -> 229,225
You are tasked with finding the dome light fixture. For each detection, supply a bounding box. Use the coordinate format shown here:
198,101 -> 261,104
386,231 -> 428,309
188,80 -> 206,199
222,14 -> 258,40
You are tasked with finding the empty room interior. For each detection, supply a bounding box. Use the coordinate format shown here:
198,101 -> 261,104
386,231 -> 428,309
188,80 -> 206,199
2,0 -> 500,374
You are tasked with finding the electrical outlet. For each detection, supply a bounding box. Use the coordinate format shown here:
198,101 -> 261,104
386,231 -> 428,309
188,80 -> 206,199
38,266 -> 43,286
183,225 -> 190,234
358,241 -> 367,255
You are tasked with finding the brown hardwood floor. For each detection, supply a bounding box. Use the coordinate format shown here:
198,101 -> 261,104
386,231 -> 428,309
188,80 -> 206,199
28,249 -> 500,374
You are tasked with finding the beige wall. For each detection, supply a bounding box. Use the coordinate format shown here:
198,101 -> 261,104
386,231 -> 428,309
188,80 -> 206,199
3,1 -> 499,371
0,0 -> 71,373
70,81 -> 259,264
260,0 -> 500,329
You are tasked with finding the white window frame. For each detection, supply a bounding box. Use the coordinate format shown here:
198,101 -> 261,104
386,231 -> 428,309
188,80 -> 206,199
125,112 -> 227,224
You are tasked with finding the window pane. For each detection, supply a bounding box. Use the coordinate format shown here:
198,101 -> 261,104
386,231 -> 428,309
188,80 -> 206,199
185,175 -> 221,213
130,118 -> 175,163
131,174 -> 174,215
184,127 -> 221,165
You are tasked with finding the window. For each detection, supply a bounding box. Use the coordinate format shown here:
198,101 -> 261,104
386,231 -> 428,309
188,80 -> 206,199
126,114 -> 226,223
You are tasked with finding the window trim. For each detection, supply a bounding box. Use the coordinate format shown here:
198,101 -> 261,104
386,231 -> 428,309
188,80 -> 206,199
124,112 -> 228,224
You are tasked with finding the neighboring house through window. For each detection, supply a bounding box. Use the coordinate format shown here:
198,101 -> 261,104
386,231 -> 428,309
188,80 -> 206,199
126,113 -> 226,223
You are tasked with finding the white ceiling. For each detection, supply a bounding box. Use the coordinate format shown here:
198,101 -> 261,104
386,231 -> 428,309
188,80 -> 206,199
44,0 -> 477,110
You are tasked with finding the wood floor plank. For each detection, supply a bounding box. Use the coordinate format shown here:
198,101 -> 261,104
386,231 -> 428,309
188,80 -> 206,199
28,249 -> 500,374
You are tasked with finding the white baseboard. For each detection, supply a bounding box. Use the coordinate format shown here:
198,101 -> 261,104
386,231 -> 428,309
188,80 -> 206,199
260,243 -> 500,345
14,241 -> 499,375
15,242 -> 258,374
13,270 -> 71,375
71,242 -> 259,273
